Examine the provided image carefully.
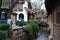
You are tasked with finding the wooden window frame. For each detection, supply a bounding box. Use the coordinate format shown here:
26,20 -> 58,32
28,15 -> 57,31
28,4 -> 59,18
54,7 -> 60,25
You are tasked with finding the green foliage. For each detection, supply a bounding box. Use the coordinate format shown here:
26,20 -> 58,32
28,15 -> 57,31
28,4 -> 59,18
29,19 -> 39,23
10,21 -> 13,25
28,19 -> 33,23
24,19 -> 40,37
0,28 -> 14,40
24,25 -> 33,37
7,28 -> 13,36
21,19 -> 27,25
16,21 -> 20,25
9,20 -> 13,29
0,30 -> 9,40
16,20 -> 27,25
0,24 -> 9,30
30,19 -> 40,33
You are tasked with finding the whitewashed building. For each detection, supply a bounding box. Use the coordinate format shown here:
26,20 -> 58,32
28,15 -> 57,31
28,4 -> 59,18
11,0 -> 32,24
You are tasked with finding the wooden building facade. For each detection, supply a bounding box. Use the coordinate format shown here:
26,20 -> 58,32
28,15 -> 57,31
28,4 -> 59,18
45,0 -> 60,40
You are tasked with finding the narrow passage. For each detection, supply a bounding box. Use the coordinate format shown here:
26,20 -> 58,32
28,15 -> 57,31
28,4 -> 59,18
35,30 -> 48,40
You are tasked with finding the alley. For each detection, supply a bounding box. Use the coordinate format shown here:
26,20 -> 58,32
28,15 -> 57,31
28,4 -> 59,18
36,33 -> 48,40
35,29 -> 48,40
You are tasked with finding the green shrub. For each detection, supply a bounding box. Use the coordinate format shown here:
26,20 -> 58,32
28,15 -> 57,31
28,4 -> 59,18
24,25 -> 33,37
16,21 -> 20,25
0,28 -> 14,40
30,20 -> 39,33
0,30 -> 9,40
21,19 -> 27,25
24,19 -> 40,37
0,24 -> 9,30
28,19 -> 33,23
29,19 -> 39,23
7,28 -> 13,36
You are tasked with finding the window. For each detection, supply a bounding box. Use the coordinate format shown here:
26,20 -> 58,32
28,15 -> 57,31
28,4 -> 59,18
1,12 -> 7,20
56,11 -> 60,24
56,7 -> 60,24
1,13 -> 5,19
19,14 -> 24,21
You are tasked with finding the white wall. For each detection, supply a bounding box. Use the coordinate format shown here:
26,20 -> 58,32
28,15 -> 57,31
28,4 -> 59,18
14,1 -> 28,22
23,1 -> 28,21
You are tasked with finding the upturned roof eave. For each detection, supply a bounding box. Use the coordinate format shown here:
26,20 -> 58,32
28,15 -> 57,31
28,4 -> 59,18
45,0 -> 60,13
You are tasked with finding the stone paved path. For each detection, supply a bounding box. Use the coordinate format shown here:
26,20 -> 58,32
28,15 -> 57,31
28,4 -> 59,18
36,33 -> 48,40
35,31 -> 48,40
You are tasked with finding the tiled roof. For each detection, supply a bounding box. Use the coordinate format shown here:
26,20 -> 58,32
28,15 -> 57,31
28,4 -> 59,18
45,0 -> 60,13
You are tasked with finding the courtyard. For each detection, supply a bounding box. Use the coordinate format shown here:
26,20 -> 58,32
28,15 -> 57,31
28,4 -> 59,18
0,0 -> 56,40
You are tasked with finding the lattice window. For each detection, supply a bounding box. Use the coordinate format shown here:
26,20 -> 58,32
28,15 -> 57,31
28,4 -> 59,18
56,7 -> 60,24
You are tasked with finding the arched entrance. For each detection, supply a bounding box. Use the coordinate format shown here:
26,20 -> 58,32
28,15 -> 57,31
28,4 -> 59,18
19,13 -> 24,21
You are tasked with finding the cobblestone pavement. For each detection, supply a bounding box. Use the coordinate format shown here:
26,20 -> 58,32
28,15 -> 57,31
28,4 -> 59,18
36,33 -> 48,40
35,30 -> 48,40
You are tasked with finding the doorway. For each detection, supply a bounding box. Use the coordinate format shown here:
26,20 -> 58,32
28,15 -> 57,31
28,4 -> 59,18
19,13 -> 24,21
